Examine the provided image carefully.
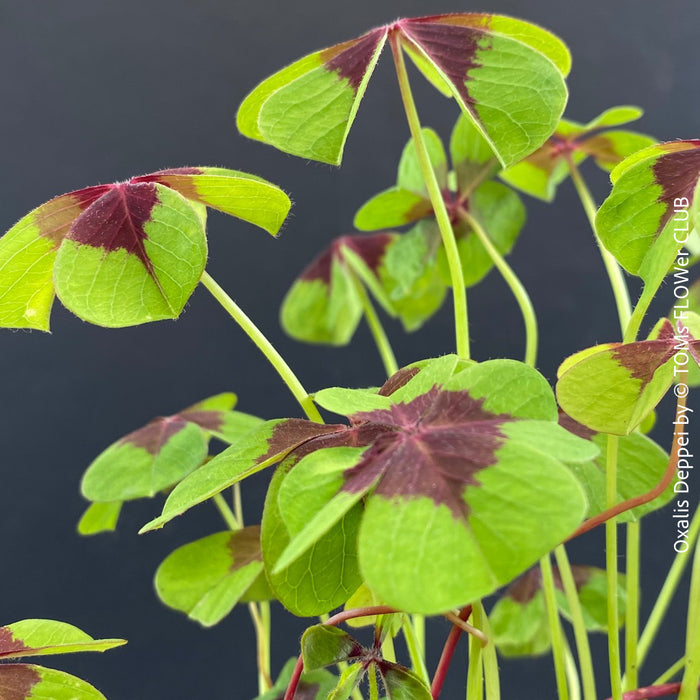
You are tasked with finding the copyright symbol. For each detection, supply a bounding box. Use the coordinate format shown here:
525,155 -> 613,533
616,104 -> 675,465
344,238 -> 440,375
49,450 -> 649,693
675,383 -> 689,398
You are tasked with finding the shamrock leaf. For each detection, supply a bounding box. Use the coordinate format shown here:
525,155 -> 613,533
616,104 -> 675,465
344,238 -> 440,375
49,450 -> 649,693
501,106 -> 656,201
596,140 -> 700,299
0,168 -> 290,330
0,619 -> 125,700
490,565 -> 626,657
81,392 -> 262,504
556,319 -> 700,435
155,526 -> 272,627
238,14 -> 570,167
270,359 -> 595,614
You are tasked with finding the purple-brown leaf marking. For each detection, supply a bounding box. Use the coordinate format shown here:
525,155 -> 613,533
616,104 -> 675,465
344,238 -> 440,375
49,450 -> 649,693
120,415 -> 190,455
227,525 -> 263,571
652,140 -> 700,234
506,565 -> 592,604
132,168 -> 205,203
0,664 -> 42,700
558,410 -> 596,441
399,15 -> 489,109
377,367 -> 421,397
320,28 -> 388,92
67,182 -> 159,276
0,627 -> 30,659
341,387 -> 513,518
299,233 -> 394,284
179,409 -> 226,434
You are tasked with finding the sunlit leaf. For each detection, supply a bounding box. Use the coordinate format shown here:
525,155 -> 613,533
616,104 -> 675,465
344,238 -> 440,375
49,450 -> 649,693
238,15 -> 569,168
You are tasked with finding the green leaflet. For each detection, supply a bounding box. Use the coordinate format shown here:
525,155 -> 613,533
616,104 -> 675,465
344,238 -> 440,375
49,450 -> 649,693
77,502 -> 122,536
501,105 -> 655,201
302,626 -> 361,671
0,666 -> 108,700
261,459 -> 362,616
154,527 -> 270,627
238,15 -> 569,168
313,387 -> 391,415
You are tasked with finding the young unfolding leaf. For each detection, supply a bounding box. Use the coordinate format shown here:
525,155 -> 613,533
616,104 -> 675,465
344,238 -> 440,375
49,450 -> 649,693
0,168 -> 290,330
556,319 -> 697,434
501,106 -> 655,201
254,658 -> 337,700
238,15 -> 569,168
0,619 -> 125,700
559,412 -> 673,521
490,565 -> 626,657
596,140 -> 700,295
281,233 -> 395,345
154,526 -> 271,627
82,393 -> 261,503
141,419 -> 349,532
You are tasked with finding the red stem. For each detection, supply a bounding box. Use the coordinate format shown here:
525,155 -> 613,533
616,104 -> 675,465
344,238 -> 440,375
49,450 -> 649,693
568,392 -> 686,540
607,681 -> 699,699
430,605 -> 473,699
283,606 -> 398,700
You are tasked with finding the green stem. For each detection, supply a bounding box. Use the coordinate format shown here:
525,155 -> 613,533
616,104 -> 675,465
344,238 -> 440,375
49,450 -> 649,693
636,508 -> 700,673
625,522 -> 642,691
568,159 -> 632,336
459,207 -> 538,367
467,628 -> 484,700
213,485 -> 271,693
382,628 -> 397,663
540,554 -> 570,700
474,602 -> 500,700
624,284 -> 656,343
563,636 -> 582,700
233,482 -> 244,525
654,657 -> 687,686
413,614 -> 426,658
353,275 -> 398,376
200,271 -> 322,422
402,615 -> 430,686
390,34 -> 470,360
554,545 -> 597,700
213,492 -> 240,530
679,529 -> 700,700
607,435 -> 623,700
369,664 -> 380,700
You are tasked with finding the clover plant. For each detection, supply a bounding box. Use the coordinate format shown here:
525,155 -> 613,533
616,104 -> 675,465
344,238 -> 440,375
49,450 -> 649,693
1,10 -> 700,700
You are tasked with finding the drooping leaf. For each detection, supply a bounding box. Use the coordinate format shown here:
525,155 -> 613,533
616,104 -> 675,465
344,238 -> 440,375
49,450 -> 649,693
82,393 -> 263,503
556,319 -> 696,434
0,620 -> 125,659
596,140 -> 700,295
0,168 -> 290,330
238,15 -> 569,168
154,526 -> 270,627
280,233 -> 395,345
261,457 -> 363,616
141,419 -> 348,532
254,658 -> 337,700
77,502 -> 122,536
501,106 -> 655,201
559,412 -> 673,521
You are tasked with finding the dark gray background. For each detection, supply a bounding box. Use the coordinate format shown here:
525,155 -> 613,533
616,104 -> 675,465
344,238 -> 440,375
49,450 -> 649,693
0,1 -> 697,698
